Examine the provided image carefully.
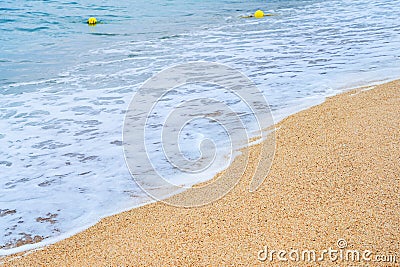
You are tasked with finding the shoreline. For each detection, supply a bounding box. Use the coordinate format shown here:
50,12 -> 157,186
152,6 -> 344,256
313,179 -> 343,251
2,79 -> 400,266
0,77 -> 396,257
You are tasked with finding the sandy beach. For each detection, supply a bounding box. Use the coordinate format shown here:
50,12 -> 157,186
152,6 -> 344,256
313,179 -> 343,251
1,80 -> 399,266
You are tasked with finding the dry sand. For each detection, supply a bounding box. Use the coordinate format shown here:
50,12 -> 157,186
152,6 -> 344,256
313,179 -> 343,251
1,80 -> 399,266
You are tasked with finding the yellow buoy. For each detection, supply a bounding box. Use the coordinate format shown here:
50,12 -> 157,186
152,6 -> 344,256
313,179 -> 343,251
254,10 -> 264,18
87,17 -> 97,25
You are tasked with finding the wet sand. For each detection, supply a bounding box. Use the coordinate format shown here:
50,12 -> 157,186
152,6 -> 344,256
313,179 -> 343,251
1,80 -> 399,266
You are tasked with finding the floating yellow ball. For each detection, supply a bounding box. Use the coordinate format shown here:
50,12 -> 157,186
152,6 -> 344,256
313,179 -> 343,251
254,10 -> 264,18
87,17 -> 97,25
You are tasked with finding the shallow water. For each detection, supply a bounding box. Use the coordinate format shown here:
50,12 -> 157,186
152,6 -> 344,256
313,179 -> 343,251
1,0 -> 400,254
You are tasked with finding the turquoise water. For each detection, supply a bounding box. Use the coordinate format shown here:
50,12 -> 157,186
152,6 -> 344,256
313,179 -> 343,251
1,0 -> 285,85
1,0 -> 400,254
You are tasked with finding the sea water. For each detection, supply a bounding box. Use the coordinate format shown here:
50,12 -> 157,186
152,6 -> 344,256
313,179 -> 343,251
1,0 -> 400,254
